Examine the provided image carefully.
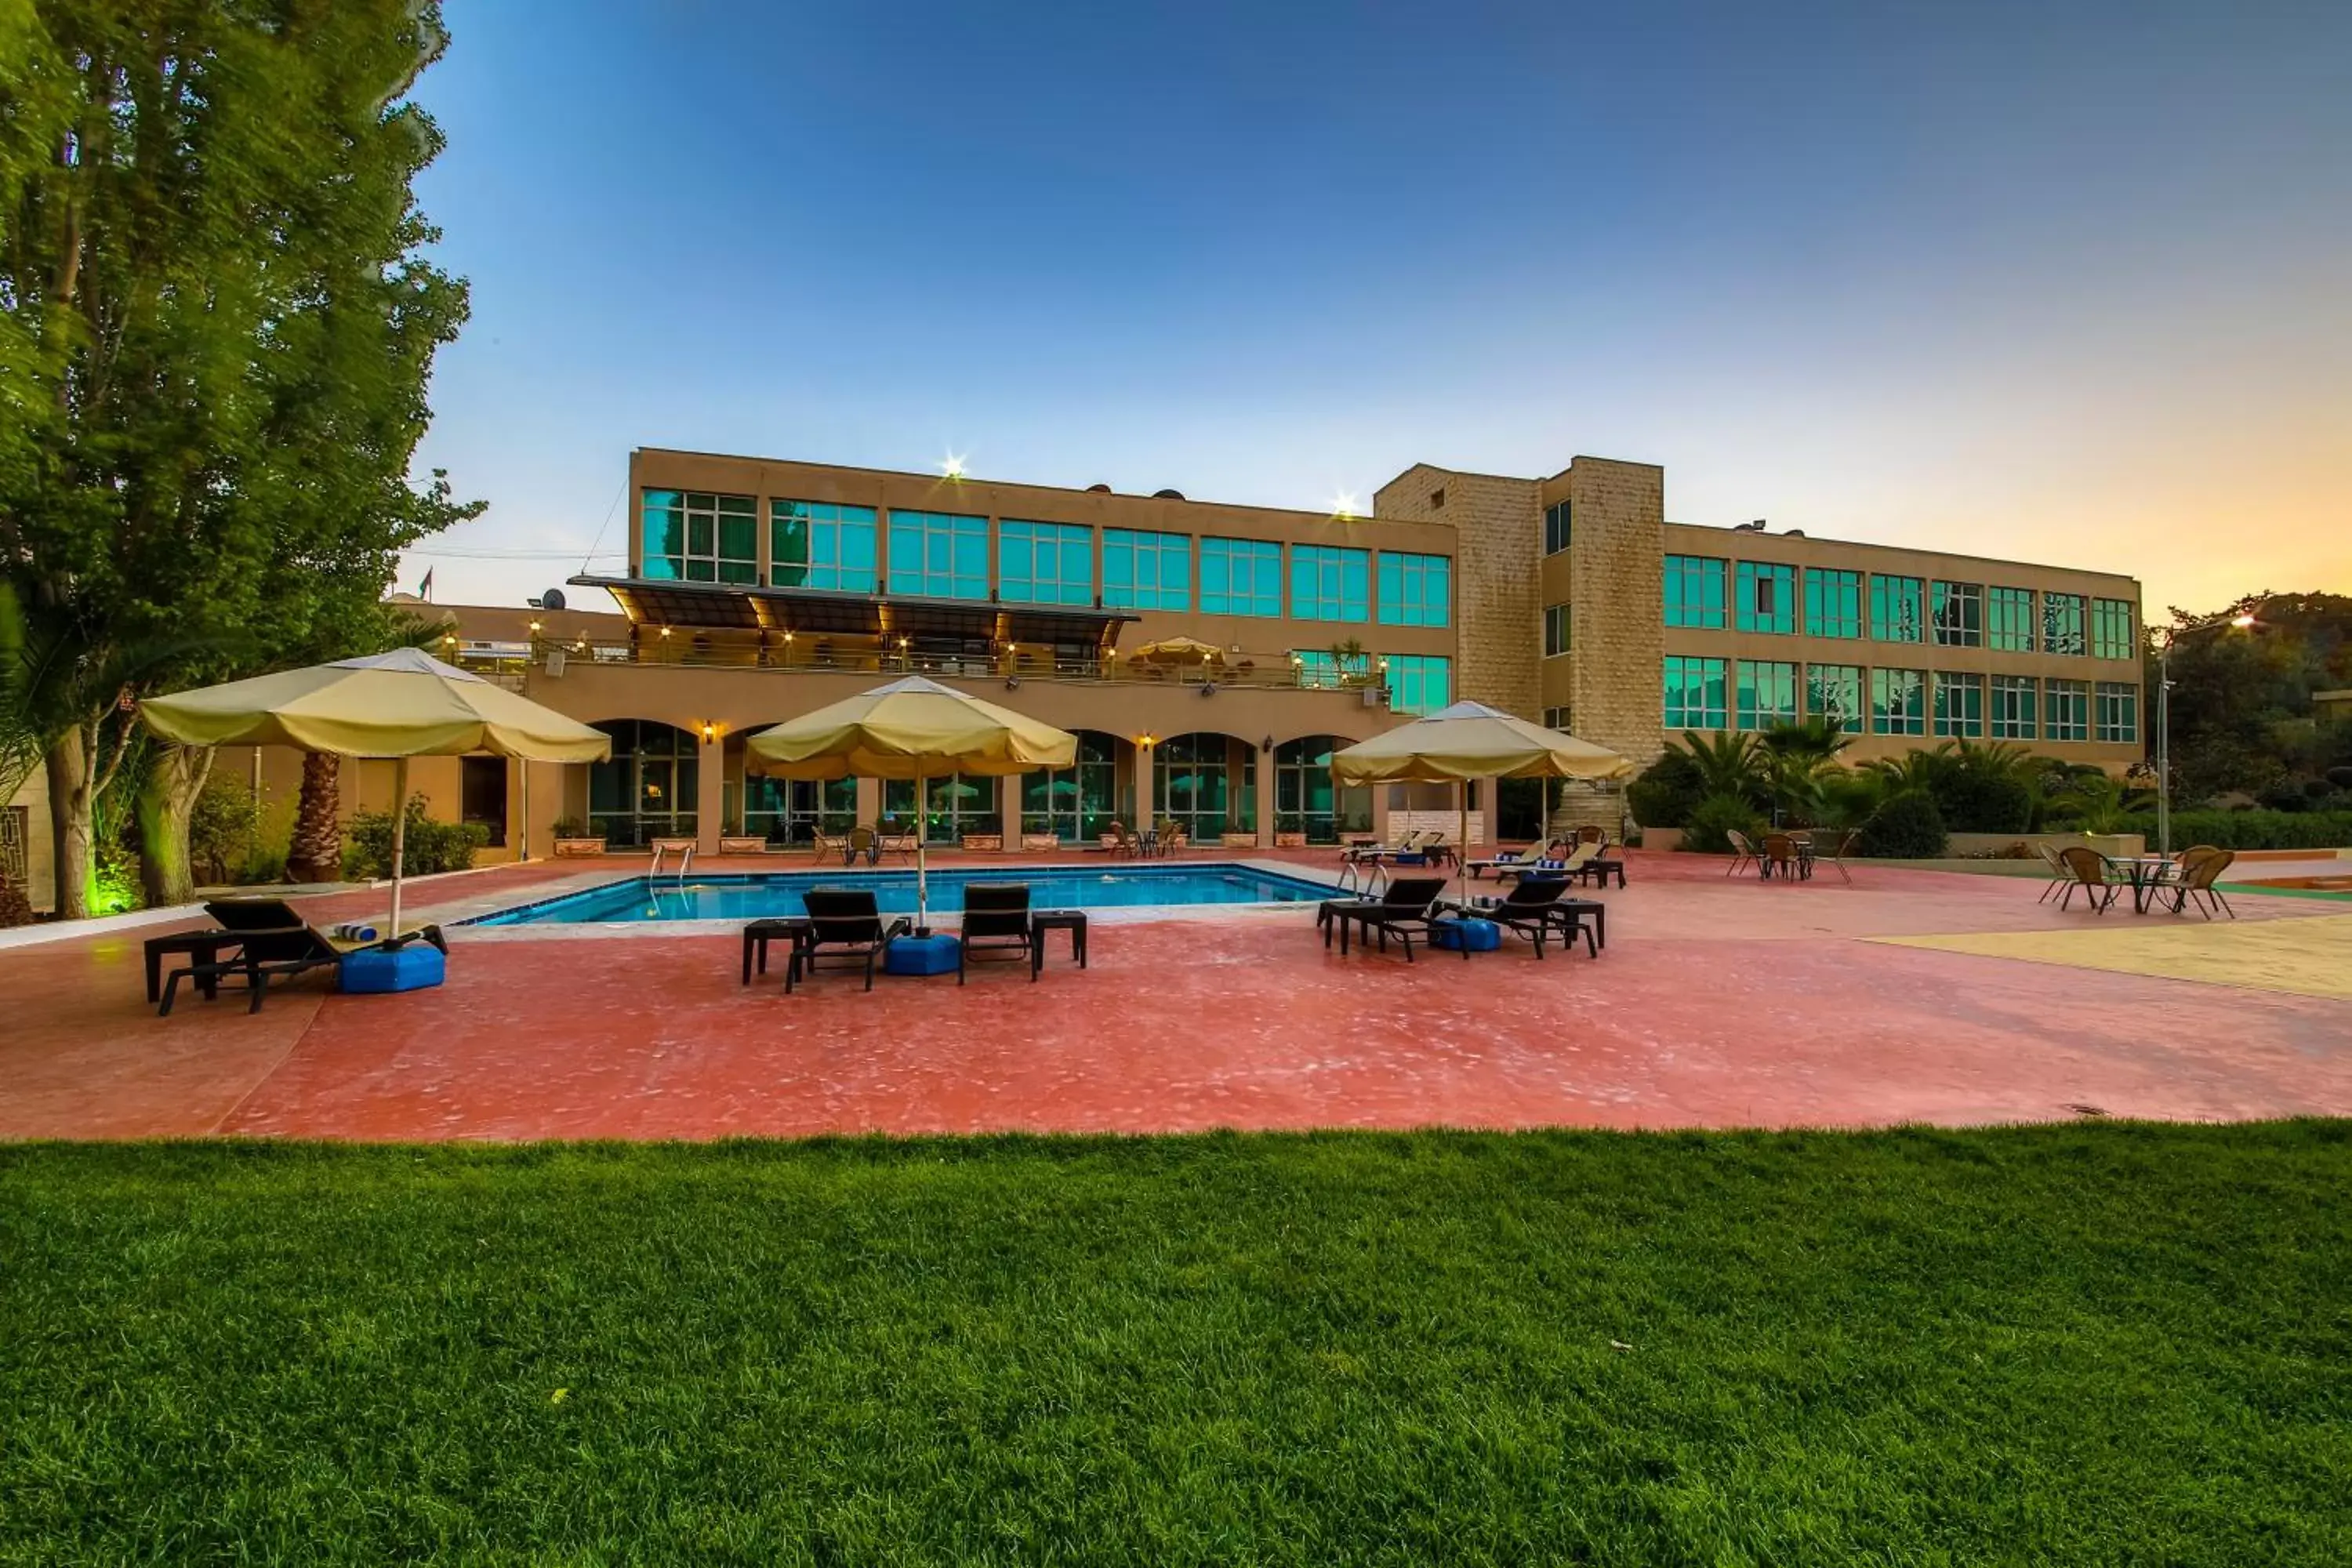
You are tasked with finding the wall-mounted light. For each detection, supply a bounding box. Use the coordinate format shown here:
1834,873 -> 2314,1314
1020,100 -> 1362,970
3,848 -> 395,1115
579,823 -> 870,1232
700,721 -> 717,743
528,619 -> 543,634
1261,735 -> 1274,753
659,626 -> 672,638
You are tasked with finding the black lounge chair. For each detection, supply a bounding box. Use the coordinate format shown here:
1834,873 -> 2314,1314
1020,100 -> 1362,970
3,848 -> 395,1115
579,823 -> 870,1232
1319,876 -> 1450,962
1446,877 -> 1596,958
159,901 -> 448,1016
959,884 -> 1035,983
788,888 -> 912,993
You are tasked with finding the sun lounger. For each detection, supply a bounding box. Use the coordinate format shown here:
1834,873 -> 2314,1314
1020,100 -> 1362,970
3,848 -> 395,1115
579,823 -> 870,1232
788,888 -> 913,992
1444,877 -> 1597,958
959,884 -> 1035,982
158,900 -> 447,1016
1318,876 -> 1449,962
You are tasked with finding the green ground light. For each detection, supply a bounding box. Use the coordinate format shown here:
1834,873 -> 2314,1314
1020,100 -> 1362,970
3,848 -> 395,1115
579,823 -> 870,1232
2,1124 -> 2347,1565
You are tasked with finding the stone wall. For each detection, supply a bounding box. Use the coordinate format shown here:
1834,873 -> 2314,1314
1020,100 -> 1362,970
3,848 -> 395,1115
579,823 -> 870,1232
1557,458 -> 1665,833
1374,463 -> 1541,717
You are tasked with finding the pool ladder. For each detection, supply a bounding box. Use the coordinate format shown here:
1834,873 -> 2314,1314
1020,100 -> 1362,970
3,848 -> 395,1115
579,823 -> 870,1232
648,843 -> 695,883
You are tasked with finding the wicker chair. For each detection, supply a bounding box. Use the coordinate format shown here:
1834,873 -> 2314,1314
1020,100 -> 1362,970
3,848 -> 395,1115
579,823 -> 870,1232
2165,847 -> 2238,920
1724,829 -> 1760,878
2056,846 -> 2118,913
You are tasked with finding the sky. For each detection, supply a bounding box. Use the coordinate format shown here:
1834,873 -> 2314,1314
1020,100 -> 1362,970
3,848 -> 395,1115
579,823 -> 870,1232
400,1 -> 2350,621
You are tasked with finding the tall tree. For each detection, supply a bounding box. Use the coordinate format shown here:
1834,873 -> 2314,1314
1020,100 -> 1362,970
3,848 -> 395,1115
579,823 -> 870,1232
0,0 -> 478,915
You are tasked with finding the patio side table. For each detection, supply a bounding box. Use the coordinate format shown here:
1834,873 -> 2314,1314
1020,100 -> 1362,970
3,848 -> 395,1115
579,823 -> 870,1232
741,917 -> 814,984
1029,909 -> 1088,977
144,929 -> 245,1006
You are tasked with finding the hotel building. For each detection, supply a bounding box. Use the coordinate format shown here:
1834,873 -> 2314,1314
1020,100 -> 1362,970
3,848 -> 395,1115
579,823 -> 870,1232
3,446 -> 2147,907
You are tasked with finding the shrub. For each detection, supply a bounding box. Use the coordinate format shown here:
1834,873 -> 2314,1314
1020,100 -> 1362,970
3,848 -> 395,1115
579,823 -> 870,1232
2255,780 -> 2312,813
2118,808 -> 2352,851
2328,766 -> 2352,792
1855,789 -> 1948,858
550,815 -> 590,840
1682,793 -> 1765,855
342,795 -> 491,880
1628,748 -> 1707,830
1932,768 -> 2034,834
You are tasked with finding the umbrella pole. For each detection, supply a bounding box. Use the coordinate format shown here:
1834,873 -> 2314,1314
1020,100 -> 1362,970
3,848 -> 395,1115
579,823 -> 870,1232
1458,779 -> 1470,905
915,771 -> 928,934
388,755 -> 409,936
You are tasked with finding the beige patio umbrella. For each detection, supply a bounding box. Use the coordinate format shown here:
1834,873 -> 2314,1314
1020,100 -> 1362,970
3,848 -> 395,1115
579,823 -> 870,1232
1330,701 -> 1634,899
742,675 -> 1076,931
139,648 -> 612,935
1129,636 -> 1225,665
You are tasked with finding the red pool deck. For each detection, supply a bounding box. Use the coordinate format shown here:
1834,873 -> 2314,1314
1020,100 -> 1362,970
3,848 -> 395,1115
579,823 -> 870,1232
3,850 -> 2347,1141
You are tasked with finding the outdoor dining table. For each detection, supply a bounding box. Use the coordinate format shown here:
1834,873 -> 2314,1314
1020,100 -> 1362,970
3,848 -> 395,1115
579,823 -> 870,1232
1758,836 -> 1816,880
2109,854 -> 2181,914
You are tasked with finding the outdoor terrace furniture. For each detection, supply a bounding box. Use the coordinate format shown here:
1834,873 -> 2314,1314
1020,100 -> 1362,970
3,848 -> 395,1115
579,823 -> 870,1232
1465,844 -> 1543,879
2056,846 -> 2121,913
740,916 -> 815,983
2164,847 -> 2238,920
143,928 -> 247,1005
1319,876 -> 1450,962
2107,852 -> 2183,913
842,826 -> 880,866
875,825 -> 920,862
1574,849 -> 1628,889
158,902 -> 448,1016
786,888 -> 913,993
1442,877 -> 1595,958
958,884 -> 1036,983
1029,909 -> 1089,976
2034,841 -> 2071,903
811,829 -> 850,863
1812,827 -> 1860,884
1501,843 -> 1593,883
1759,833 -> 1812,880
1724,829 -> 1761,877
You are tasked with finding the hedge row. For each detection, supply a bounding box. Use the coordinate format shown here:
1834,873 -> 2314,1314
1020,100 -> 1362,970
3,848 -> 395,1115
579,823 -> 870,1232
2118,809 -> 2352,851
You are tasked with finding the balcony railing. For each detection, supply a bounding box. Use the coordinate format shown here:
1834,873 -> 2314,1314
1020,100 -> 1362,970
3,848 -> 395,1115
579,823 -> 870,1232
456,638 -> 1392,698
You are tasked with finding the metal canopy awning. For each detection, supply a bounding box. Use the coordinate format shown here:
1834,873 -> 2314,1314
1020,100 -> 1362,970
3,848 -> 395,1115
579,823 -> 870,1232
568,575 -> 1139,647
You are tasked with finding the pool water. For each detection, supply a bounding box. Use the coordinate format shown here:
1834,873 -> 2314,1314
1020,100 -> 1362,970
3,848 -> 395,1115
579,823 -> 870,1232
466,862 -> 1337,926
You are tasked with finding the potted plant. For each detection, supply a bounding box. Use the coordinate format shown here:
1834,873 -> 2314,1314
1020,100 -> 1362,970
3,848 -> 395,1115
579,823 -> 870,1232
1220,827 -> 1259,848
958,811 -> 1004,853
550,815 -> 606,857
1274,811 -> 1308,849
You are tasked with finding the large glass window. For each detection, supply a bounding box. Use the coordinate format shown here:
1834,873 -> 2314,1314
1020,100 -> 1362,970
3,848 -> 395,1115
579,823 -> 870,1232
1544,603 -> 1571,657
1291,545 -> 1369,622
2092,598 -> 2136,661
1736,561 -> 1796,634
641,490 -> 756,583
998,520 -> 1094,607
1871,575 -> 1925,642
1871,668 -> 1928,735
885,510 -> 987,600
1198,537 -> 1281,617
1991,676 -> 2038,740
1806,664 -> 1865,733
1021,729 -> 1117,841
1932,581 -> 1984,647
1102,528 -> 1191,611
1276,735 -> 1360,844
1294,649 -> 1370,688
2043,592 -> 2086,655
1664,555 -> 1727,629
2096,682 -> 2139,743
769,500 -> 878,593
1377,551 -> 1451,627
1154,733 -> 1236,839
1737,660 -> 1799,731
1385,655 -> 1451,715
1544,500 -> 1572,555
1664,655 -> 1729,731
1934,672 -> 1984,738
2045,679 -> 2090,740
1987,586 -> 2034,652
884,775 -> 997,843
741,777 -> 856,845
1805,569 -> 1863,639
1543,706 -> 1573,731
585,720 -> 699,848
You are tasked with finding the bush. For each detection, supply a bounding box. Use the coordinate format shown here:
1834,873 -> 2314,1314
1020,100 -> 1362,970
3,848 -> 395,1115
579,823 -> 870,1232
1855,790 -> 1948,858
550,815 -> 590,840
342,795 -> 491,880
1932,769 -> 2034,834
1682,793 -> 1765,855
2256,780 -> 2312,812
2118,808 -> 2352,851
1628,749 -> 1707,831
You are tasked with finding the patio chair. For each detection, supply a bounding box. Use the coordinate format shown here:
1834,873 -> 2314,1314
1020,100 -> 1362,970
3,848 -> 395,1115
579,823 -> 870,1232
1446,877 -> 1595,959
1812,828 -> 1860,884
1465,844 -> 1541,879
786,888 -> 912,993
843,826 -> 880,866
1759,833 -> 1809,880
1725,829 -> 1760,877
2164,848 -> 2238,920
811,827 -> 847,862
2034,840 -> 2070,903
875,823 -> 920,862
159,905 -> 448,1017
1318,876 -> 1449,962
2056,846 -> 2119,913
958,884 -> 1035,982
1573,825 -> 1608,851
1502,841 -> 1592,883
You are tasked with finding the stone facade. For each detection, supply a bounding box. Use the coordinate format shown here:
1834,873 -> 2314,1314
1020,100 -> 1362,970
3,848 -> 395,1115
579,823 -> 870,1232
1371,464 -> 1541,717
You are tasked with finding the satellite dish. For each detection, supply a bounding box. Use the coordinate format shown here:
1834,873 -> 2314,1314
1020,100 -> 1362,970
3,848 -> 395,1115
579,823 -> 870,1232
1152,488 -> 1185,500
541,587 -> 567,611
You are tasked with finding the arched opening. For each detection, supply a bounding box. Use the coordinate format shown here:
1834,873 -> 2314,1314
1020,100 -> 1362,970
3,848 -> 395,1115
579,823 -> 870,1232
741,772 -> 858,845
1153,731 -> 1254,840
1019,729 -> 1119,843
587,720 -> 699,847
1274,735 -> 1372,844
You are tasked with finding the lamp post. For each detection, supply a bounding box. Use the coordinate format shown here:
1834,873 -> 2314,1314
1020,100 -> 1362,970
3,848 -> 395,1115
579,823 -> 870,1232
2156,629 -> 2176,857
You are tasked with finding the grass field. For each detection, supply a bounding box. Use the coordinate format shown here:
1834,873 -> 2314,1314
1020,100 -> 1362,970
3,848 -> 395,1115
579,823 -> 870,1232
3,1124 -> 2348,1565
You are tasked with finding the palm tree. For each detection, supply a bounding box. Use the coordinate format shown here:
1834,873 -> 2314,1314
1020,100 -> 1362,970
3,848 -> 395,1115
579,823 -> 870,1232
1675,731 -> 1769,807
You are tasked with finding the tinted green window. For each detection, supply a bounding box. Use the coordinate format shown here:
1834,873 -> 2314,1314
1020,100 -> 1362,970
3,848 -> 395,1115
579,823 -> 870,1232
1932,581 -> 1983,647
1934,673 -> 1984,737
2043,593 -> 2086,655
1991,676 -> 2038,739
1737,660 -> 1799,730
999,520 -> 1094,607
2096,682 -> 2138,742
1806,663 -> 1865,733
1987,586 -> 2034,652
1290,545 -> 1369,622
886,510 -> 987,599
641,490 -> 755,583
1385,655 -> 1451,715
1198,538 -> 1281,617
1735,562 -> 1796,633
2092,598 -> 2136,660
1870,575 -> 1924,642
1102,529 -> 1191,611
1805,569 -> 1862,638
1377,552 -> 1450,626
1871,668 -> 1928,735
1664,556 -> 1727,629
2045,678 -> 2089,739
1664,655 -> 1729,731
769,500 -> 878,593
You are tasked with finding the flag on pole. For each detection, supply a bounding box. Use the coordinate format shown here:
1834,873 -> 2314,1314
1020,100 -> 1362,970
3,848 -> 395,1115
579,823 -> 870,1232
419,567 -> 434,601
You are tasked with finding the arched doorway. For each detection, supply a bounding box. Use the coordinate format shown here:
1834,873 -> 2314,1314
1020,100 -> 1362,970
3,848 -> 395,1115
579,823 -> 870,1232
1020,730 -> 1118,843
1154,732 -> 1253,840
587,720 -> 699,847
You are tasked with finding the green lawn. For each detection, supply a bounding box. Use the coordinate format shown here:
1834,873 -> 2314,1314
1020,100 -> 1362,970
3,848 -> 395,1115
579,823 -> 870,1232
2,1125 -> 2347,1565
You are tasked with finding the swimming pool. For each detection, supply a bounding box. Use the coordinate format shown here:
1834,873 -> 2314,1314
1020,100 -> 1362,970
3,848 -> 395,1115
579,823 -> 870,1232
464,862 -> 1338,926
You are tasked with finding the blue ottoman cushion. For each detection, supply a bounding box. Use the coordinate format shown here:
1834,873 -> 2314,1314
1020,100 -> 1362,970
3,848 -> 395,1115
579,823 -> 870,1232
339,942 -> 445,994
883,934 -> 960,976
1432,918 -> 1501,953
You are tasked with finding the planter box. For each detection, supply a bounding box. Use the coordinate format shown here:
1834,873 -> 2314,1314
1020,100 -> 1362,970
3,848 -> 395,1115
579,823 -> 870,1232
718,837 -> 769,855
1019,833 -> 1062,851
1220,832 -> 1259,848
552,838 -> 607,858
1274,832 -> 1308,849
959,833 -> 1004,852
2083,832 -> 2145,859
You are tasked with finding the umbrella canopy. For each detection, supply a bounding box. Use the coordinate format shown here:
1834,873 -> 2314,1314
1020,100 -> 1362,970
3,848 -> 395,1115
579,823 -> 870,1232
138,647 -> 611,762
1128,636 -> 1225,664
138,648 -> 612,937
743,677 -> 1076,930
1328,702 -> 1633,786
742,675 -> 1075,780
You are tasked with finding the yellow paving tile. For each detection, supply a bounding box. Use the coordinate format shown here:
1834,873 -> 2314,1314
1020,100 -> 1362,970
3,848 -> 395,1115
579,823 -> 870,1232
1873,914 -> 2352,1001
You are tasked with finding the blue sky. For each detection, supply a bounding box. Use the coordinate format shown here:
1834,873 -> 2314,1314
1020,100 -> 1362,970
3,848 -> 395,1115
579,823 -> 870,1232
404,2 -> 2350,616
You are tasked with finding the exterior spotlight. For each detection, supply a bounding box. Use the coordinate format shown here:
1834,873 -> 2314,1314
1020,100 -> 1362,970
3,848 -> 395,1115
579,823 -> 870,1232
700,722 -> 717,742
939,452 -> 967,481
528,619 -> 543,633
659,626 -> 671,637
1330,492 -> 1359,520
